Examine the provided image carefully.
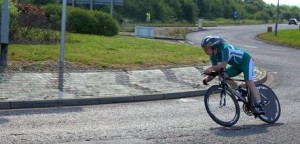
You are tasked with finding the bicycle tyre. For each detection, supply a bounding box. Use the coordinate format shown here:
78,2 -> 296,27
204,85 -> 240,127
256,84 -> 281,123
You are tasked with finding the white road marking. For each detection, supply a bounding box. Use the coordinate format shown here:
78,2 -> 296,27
268,72 -> 278,74
242,45 -> 257,49
176,98 -> 198,103
187,41 -> 195,45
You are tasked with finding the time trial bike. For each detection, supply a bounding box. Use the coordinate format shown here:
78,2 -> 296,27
203,70 -> 281,127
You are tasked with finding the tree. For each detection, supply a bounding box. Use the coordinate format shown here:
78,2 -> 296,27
151,0 -> 175,22
255,11 -> 270,23
180,0 -> 199,22
15,0 -> 300,24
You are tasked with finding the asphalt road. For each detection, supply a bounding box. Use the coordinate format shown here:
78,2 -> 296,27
0,24 -> 300,144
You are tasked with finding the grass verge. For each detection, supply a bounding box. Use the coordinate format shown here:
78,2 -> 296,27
257,29 -> 300,49
8,33 -> 208,71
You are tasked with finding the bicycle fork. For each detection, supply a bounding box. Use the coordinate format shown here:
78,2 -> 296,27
219,89 -> 227,108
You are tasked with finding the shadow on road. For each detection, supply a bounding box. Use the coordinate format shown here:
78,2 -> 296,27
210,123 -> 284,137
0,117 -> 9,125
0,106 -> 83,116
0,66 -> 4,81
0,107 -> 83,125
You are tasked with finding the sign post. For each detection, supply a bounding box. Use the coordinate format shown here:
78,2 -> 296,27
0,0 -> 10,68
58,0 -> 67,96
110,0 -> 114,16
275,0 -> 279,36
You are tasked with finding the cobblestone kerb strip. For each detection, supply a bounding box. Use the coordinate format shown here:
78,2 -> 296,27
0,67 -> 267,110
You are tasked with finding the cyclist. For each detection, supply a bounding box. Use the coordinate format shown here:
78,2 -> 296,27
201,35 -> 265,115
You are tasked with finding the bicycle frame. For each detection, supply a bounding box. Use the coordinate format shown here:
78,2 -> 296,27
217,73 -> 249,105
218,74 -> 274,116
221,76 -> 270,106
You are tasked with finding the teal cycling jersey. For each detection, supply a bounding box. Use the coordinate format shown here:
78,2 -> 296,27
210,43 -> 251,66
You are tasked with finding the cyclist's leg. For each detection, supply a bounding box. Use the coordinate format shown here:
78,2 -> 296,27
242,58 -> 261,104
242,58 -> 265,114
224,65 -> 242,90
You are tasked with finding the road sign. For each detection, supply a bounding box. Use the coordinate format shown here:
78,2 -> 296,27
233,10 -> 238,19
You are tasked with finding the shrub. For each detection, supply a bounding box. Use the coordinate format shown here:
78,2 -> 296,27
44,5 -> 119,36
67,8 -> 98,34
15,3 -> 47,28
11,26 -> 60,44
7,2 -> 60,44
43,4 -> 62,30
92,11 -> 119,36
27,28 -> 60,44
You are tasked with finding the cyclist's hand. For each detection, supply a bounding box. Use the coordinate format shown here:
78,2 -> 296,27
202,78 -> 209,85
204,67 -> 213,75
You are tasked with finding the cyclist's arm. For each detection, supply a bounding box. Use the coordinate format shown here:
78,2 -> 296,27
205,61 -> 227,74
205,47 -> 229,74
203,61 -> 227,85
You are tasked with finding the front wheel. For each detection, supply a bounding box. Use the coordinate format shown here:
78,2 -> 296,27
204,85 -> 240,127
256,84 -> 281,123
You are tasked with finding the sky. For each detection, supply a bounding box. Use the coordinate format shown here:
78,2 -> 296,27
263,0 -> 300,7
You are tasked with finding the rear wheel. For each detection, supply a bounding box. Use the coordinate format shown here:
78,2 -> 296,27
204,85 -> 240,127
256,84 -> 281,123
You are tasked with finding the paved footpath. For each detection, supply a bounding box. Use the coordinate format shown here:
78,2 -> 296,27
0,66 -> 267,109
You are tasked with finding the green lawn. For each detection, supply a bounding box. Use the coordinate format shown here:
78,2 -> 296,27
9,33 -> 208,70
257,29 -> 300,49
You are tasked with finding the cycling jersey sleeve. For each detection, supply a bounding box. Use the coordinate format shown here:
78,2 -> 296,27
221,46 -> 230,62
210,56 -> 217,66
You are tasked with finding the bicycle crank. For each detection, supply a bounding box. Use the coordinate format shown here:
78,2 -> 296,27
243,104 -> 253,116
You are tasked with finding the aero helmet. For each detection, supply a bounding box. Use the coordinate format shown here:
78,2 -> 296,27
201,36 -> 225,49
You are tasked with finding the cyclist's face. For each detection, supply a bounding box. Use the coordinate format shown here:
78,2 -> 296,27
203,46 -> 213,55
